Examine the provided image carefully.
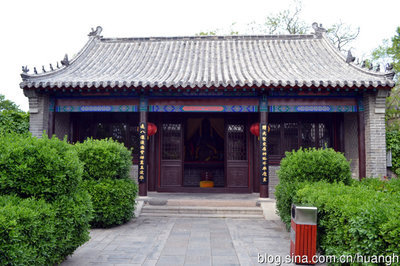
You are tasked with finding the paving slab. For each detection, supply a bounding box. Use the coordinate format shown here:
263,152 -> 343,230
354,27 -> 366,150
62,216 -> 294,265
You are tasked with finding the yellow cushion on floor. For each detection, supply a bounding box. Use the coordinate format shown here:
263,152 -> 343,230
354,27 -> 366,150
199,181 -> 214,188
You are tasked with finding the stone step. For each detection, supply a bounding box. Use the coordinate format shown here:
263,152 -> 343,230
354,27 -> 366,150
140,212 -> 265,219
165,199 -> 258,207
141,205 -> 264,218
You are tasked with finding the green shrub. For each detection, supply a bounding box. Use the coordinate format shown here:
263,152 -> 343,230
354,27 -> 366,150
295,181 -> 400,258
0,133 -> 93,264
75,138 -> 132,180
0,195 -> 57,265
275,147 -> 352,227
52,188 -> 93,261
0,133 -> 83,201
83,178 -> 137,228
0,110 -> 29,135
387,130 -> 400,176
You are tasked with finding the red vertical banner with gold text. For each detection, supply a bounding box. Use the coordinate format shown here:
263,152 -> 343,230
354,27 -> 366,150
260,123 -> 268,185
138,122 -> 147,183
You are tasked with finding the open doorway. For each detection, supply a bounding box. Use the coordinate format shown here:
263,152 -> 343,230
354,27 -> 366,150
183,117 -> 225,187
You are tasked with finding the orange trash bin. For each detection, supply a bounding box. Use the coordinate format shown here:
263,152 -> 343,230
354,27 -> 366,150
290,205 -> 317,264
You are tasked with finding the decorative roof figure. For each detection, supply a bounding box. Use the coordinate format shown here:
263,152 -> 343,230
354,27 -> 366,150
88,26 -> 103,38
22,66 -> 29,73
61,54 -> 69,66
312,22 -> 327,37
346,50 -> 356,63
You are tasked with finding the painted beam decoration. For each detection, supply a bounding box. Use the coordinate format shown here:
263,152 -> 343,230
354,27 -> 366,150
269,105 -> 357,112
138,122 -> 147,183
149,105 -> 258,112
260,124 -> 268,185
55,105 -> 138,112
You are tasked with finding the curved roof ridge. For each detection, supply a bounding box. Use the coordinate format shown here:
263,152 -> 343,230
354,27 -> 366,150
20,36 -> 98,81
100,34 -> 317,43
319,33 -> 394,80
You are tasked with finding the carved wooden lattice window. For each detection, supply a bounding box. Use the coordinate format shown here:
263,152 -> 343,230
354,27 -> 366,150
318,123 -> 331,148
227,124 -> 246,160
283,122 -> 298,153
301,122 -> 316,149
162,123 -> 181,160
268,123 -> 281,156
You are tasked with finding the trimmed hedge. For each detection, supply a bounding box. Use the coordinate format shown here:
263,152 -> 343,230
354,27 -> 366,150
75,138 -> 132,181
52,189 -> 93,261
0,133 -> 93,265
83,178 -> 137,228
0,195 -> 56,265
295,180 -> 400,257
0,134 -> 83,202
275,147 -> 352,227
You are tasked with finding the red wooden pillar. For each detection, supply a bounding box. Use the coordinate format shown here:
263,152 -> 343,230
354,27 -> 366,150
259,95 -> 269,198
357,98 -> 366,179
139,96 -> 148,196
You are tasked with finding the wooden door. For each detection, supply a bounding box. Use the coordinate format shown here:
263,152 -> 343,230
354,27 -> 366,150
226,122 -> 249,188
160,122 -> 183,187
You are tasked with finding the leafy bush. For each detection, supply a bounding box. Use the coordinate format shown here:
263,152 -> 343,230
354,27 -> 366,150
0,133 -> 83,202
0,133 -> 93,264
0,110 -> 29,135
295,181 -> 400,258
387,130 -> 400,176
75,138 -> 132,180
83,178 -> 137,228
275,147 -> 352,227
0,195 -> 57,265
52,189 -> 93,260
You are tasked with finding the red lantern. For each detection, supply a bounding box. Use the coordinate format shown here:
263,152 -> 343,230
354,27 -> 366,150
147,123 -> 157,136
250,122 -> 260,137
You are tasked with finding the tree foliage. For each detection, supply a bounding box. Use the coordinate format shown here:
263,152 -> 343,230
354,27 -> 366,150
0,94 -> 29,134
0,94 -> 20,112
197,0 -> 359,52
327,21 -> 360,52
371,27 -> 400,129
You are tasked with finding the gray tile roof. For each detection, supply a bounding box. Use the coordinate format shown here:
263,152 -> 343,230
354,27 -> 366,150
20,28 -> 395,90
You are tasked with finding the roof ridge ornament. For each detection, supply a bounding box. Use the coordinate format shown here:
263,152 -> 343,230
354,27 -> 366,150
22,66 -> 29,73
312,22 -> 327,37
88,26 -> 103,38
346,50 -> 356,63
61,54 -> 69,66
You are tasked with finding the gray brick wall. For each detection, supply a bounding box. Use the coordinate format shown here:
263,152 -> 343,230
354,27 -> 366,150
54,113 -> 70,140
364,91 -> 388,177
344,113 -> 359,178
269,166 -> 279,198
23,90 -> 49,138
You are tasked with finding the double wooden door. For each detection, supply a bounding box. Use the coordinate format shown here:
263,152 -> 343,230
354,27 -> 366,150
159,118 -> 249,190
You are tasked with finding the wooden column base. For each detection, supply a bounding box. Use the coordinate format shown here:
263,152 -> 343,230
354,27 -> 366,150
139,182 -> 147,196
260,184 -> 269,198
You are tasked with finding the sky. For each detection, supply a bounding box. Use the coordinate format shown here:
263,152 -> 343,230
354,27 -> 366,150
0,0 -> 399,111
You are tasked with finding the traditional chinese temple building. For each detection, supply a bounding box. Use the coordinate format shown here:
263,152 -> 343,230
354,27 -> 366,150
20,24 -> 395,198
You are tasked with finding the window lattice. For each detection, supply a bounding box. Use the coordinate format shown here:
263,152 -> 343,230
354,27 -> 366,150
268,123 -> 281,156
284,122 -> 298,153
162,123 -> 181,160
227,124 -> 246,160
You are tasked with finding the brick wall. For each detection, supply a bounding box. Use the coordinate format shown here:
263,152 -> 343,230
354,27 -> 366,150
269,166 -> 279,198
344,113 -> 359,178
364,91 -> 388,177
24,90 -> 49,138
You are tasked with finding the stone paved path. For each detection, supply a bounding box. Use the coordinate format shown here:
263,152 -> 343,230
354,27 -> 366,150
62,216 -> 291,266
